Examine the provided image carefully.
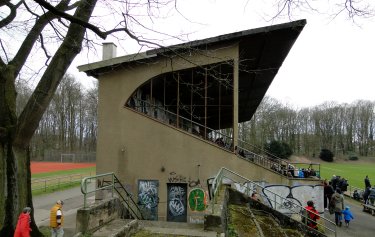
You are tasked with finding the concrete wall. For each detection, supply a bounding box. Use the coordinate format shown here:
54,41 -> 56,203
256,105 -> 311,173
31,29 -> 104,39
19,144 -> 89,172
76,197 -> 124,233
95,43 -> 320,221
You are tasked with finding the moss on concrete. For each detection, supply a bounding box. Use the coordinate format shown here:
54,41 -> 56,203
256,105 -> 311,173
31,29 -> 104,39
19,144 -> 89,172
132,229 -> 186,237
228,204 -> 258,237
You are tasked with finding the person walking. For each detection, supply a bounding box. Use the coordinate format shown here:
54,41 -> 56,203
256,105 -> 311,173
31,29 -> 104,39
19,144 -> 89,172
304,200 -> 320,230
331,188 -> 344,227
363,186 -> 371,204
342,206 -> 354,227
365,175 -> 371,189
50,200 -> 64,237
324,180 -> 334,210
14,207 -> 32,237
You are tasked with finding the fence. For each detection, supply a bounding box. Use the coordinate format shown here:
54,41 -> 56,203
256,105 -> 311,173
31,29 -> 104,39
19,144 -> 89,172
32,172 -> 94,192
33,150 -> 96,163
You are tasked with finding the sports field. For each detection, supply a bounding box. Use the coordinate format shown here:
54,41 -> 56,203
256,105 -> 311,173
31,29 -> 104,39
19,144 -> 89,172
31,162 -> 96,194
319,161 -> 375,190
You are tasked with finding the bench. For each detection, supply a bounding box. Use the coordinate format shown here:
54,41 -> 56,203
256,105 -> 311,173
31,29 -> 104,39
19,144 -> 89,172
362,204 -> 375,216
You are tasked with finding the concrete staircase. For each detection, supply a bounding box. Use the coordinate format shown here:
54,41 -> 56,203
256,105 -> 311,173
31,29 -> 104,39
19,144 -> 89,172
88,219 -> 218,237
134,221 -> 218,237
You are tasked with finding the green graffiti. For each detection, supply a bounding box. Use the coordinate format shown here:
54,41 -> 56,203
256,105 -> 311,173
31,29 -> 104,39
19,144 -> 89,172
188,188 -> 207,212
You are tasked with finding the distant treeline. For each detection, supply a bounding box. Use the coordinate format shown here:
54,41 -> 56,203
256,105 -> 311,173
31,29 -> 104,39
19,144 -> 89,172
17,75 -> 374,160
239,97 -> 375,158
17,74 -> 97,160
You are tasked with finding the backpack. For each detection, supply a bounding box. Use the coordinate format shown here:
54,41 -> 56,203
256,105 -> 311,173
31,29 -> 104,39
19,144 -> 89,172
329,196 -> 336,214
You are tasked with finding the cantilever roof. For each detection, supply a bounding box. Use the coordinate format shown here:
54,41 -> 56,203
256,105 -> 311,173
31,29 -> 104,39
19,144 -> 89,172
78,20 -> 306,127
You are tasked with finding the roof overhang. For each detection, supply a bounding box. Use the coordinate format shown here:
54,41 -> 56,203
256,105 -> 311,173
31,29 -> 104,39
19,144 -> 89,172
78,20 -> 306,126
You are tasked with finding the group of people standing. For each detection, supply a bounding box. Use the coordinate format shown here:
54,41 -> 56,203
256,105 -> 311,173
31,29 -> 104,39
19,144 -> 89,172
323,178 -> 354,227
13,200 -> 64,237
363,175 -> 375,205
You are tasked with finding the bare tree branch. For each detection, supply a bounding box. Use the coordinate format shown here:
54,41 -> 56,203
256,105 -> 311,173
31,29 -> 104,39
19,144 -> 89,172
0,0 -> 23,28
33,0 -> 108,39
10,0 -> 71,78
0,39 -> 8,66
15,0 -> 99,147
39,33 -> 51,66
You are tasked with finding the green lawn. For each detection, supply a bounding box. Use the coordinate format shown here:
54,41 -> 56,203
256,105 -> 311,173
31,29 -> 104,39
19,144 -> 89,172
31,166 -> 96,179
31,166 -> 96,196
319,162 -> 374,189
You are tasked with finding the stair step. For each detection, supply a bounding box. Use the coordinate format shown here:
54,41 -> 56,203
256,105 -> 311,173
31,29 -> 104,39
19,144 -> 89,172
92,219 -> 134,237
140,226 -> 217,237
134,220 -> 217,237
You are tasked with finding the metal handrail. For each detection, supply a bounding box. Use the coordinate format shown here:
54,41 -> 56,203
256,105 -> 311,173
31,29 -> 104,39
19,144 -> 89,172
211,167 -> 336,237
127,98 -> 234,150
112,175 -> 144,219
81,172 -> 143,219
237,140 -> 321,179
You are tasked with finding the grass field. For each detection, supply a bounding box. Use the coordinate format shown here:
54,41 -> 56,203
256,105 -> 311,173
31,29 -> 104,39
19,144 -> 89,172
319,162 -> 374,189
31,165 -> 96,195
31,166 -> 96,179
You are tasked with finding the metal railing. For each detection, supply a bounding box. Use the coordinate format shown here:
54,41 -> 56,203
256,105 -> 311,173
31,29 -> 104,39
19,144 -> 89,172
81,172 -> 144,220
237,140 -> 321,179
32,172 -> 93,192
211,167 -> 336,237
344,185 -> 365,200
127,98 -> 234,151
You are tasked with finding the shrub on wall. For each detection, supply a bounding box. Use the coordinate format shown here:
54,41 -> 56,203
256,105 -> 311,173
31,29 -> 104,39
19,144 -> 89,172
319,149 -> 334,162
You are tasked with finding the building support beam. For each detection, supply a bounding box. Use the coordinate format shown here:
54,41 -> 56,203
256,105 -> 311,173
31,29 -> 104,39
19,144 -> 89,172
233,51 -> 239,151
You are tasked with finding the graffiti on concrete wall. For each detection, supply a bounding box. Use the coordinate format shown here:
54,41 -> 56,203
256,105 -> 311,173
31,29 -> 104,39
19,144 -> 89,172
188,188 -> 207,212
168,172 -> 187,183
167,183 -> 187,222
262,185 -> 324,214
233,181 -> 266,197
233,182 -> 323,215
138,180 -> 159,220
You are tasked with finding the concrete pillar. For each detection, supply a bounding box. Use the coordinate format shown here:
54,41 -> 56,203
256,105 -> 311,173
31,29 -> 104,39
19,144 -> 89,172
233,44 -> 239,149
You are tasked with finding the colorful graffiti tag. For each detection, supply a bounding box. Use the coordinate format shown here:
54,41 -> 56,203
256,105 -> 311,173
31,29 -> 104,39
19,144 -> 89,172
188,188 -> 207,212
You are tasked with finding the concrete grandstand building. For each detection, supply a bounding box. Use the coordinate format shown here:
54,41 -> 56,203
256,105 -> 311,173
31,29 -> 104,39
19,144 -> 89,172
78,19 -> 322,223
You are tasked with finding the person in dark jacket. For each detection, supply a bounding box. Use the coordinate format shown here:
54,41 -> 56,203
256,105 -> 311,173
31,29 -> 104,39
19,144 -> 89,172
14,207 -> 32,237
331,175 -> 339,190
363,187 -> 371,204
365,175 -> 371,189
324,180 -> 334,210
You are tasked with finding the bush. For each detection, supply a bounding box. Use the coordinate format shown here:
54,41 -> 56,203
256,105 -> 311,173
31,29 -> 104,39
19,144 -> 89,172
319,149 -> 334,162
264,140 -> 293,159
348,155 -> 359,161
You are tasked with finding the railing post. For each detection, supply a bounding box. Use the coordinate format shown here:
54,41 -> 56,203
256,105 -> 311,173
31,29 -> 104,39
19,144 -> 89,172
274,193 -> 277,210
44,180 -> 47,192
112,174 -> 115,197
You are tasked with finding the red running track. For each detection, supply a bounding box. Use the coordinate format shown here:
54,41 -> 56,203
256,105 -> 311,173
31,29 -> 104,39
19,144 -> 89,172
31,162 -> 96,174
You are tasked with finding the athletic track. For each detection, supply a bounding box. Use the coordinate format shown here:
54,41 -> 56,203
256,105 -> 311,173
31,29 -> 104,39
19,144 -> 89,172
31,162 -> 96,174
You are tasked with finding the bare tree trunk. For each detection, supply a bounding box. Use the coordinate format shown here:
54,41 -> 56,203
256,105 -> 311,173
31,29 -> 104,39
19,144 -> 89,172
0,75 -> 43,236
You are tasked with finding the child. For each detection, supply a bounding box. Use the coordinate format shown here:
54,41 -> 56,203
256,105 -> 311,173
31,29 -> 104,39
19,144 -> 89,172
342,206 -> 354,227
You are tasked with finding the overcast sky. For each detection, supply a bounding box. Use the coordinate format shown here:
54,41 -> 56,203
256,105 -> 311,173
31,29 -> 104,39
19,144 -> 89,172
73,0 -> 375,108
